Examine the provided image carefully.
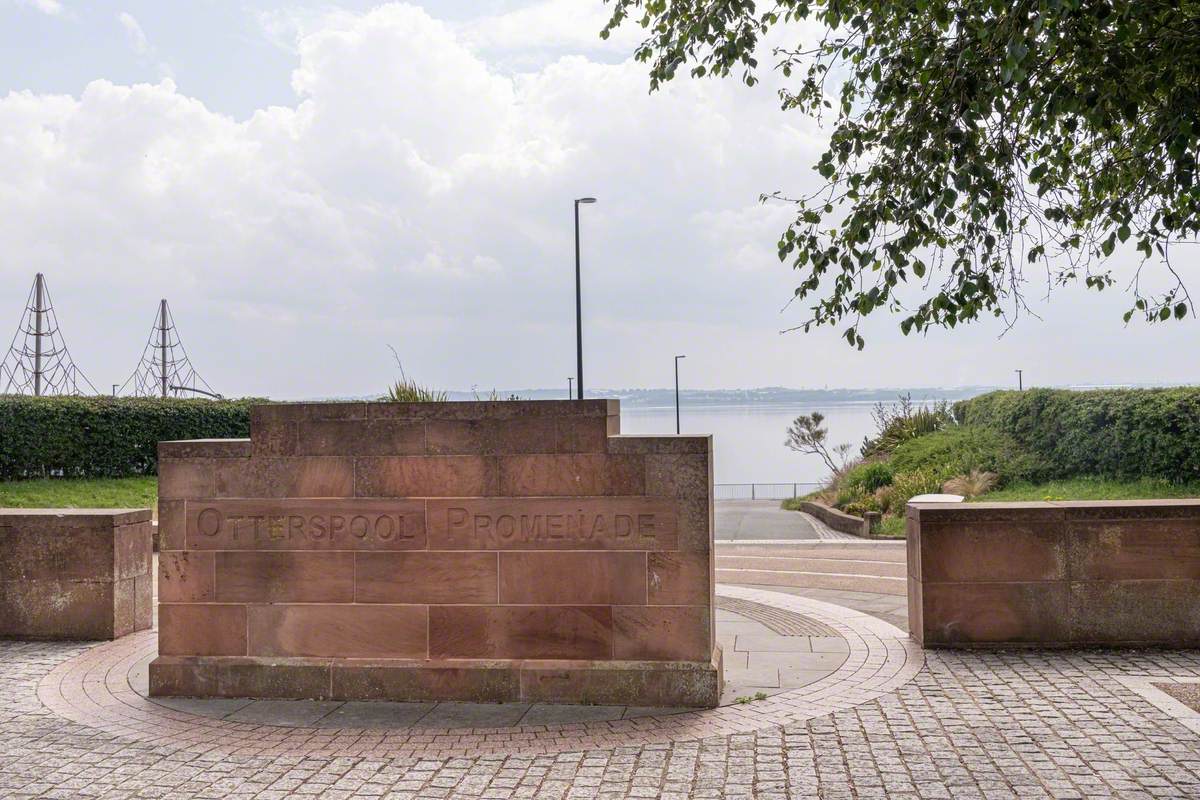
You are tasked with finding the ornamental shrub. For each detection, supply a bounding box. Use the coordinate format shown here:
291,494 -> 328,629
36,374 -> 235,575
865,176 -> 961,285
888,425 -> 1040,484
841,460 -> 894,494
954,388 -> 1200,482
0,395 -> 254,479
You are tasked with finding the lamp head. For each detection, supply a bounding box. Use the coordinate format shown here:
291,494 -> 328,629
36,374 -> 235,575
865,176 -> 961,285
576,197 -> 597,204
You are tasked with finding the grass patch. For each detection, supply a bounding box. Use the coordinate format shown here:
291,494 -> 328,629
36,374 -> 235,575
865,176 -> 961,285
0,476 -> 157,509
975,476 -> 1200,502
874,515 -> 907,538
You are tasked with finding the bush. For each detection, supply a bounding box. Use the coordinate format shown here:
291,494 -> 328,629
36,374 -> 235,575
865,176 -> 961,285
887,469 -> 945,507
861,394 -> 954,457
841,460 -> 894,494
0,395 -> 254,479
888,425 -> 1039,484
955,388 -> 1200,482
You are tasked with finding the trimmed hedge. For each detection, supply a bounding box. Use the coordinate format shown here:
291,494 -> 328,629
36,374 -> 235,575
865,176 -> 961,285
0,395 -> 253,480
954,388 -> 1200,483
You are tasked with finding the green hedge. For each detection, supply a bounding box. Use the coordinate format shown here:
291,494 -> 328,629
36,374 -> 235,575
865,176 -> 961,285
0,395 -> 254,480
954,388 -> 1200,483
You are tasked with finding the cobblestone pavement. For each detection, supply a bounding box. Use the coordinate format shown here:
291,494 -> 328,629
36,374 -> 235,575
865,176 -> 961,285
4,586 -> 1200,798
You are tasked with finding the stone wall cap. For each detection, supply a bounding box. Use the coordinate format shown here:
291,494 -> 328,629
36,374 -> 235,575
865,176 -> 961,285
0,508 -> 152,523
252,399 -> 620,420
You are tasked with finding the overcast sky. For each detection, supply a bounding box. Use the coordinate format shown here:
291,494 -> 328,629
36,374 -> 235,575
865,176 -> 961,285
1,0 -> 1195,399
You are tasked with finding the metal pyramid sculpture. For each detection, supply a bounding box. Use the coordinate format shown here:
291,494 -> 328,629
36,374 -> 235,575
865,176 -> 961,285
119,299 -> 220,399
0,273 -> 97,396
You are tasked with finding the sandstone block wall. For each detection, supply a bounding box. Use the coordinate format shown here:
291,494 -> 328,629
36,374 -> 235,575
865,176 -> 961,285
0,509 -> 153,640
908,500 -> 1200,647
150,400 -> 720,706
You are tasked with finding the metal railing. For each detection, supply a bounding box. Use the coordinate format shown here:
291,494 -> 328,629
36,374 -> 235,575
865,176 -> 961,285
715,482 -> 822,500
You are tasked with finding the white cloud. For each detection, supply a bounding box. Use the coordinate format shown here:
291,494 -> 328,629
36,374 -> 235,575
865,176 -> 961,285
0,2 -> 1189,398
117,11 -> 150,55
9,0 -> 63,15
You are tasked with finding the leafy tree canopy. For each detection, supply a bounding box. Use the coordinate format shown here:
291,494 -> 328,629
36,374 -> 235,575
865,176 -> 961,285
603,0 -> 1200,346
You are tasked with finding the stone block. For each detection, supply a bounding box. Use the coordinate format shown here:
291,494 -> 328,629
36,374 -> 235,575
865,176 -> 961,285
645,453 -> 711,499
429,606 -> 613,659
158,459 -> 216,499
918,520 -> 1067,583
0,580 -> 115,639
247,604 -> 428,658
520,652 -> 721,707
648,552 -> 710,605
214,457 -> 354,498
498,454 -> 644,496
158,499 -> 186,551
221,658 -> 333,699
0,510 -> 153,640
331,661 -> 520,703
499,552 -> 647,605
158,551 -> 215,603
214,551 -> 354,603
297,419 -> 424,456
1068,580 -> 1200,645
554,416 -> 609,453
1068,519 -> 1200,580
613,606 -> 712,661
159,604 -> 247,656
356,552 -> 497,604
354,456 -> 496,496
919,582 -> 1070,646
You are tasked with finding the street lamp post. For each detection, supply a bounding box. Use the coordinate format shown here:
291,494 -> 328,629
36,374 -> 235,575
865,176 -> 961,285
1015,369 -> 1024,391
674,355 -> 686,434
567,377 -> 573,399
574,197 -> 596,400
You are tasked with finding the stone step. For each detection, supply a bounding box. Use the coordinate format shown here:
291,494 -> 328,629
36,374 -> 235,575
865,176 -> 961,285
715,567 -> 907,596
715,554 -> 906,579
715,541 -> 907,563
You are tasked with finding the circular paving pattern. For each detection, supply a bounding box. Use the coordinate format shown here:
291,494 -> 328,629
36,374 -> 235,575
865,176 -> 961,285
36,585 -> 924,758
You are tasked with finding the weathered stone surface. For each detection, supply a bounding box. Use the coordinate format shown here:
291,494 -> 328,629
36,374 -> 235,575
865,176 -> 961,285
153,399 -> 716,706
426,498 -> 677,550
0,510 -> 153,640
355,552 -> 497,604
498,454 -> 644,496
499,552 -> 646,605
909,500 -> 1200,648
186,499 -> 426,550
429,606 -> 614,660
214,551 -> 354,603
354,455 -> 496,496
158,604 -> 247,656
613,606 -> 712,661
247,604 -> 428,658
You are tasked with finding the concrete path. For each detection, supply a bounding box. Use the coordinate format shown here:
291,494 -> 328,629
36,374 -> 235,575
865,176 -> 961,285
715,499 -> 824,540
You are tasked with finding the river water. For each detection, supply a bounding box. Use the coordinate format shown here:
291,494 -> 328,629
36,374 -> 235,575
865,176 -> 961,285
619,402 -> 886,486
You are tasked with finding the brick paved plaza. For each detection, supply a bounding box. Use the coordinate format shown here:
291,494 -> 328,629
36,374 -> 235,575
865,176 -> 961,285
4,580 -> 1200,798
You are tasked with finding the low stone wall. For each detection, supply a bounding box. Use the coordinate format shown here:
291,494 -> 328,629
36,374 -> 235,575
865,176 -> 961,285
800,501 -> 872,538
150,400 -> 721,707
907,500 -> 1200,648
0,509 -> 154,640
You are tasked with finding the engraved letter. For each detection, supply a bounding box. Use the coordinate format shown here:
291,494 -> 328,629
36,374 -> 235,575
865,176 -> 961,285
614,514 -> 633,537
350,515 -> 369,539
196,507 -> 222,537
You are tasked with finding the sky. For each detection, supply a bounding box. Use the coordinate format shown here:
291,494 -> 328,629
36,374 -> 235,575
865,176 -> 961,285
0,0 -> 1196,400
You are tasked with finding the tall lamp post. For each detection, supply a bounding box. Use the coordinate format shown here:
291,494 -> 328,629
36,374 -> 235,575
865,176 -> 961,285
574,197 -> 596,399
674,354 -> 686,434
1015,369 -> 1024,391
